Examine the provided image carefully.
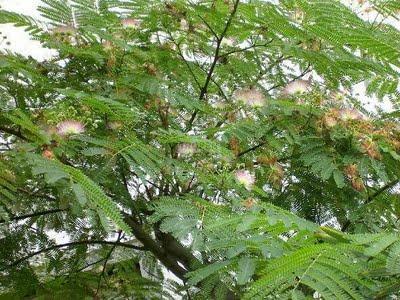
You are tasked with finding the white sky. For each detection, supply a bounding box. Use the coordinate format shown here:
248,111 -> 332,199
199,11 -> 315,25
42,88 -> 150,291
0,0 -> 55,60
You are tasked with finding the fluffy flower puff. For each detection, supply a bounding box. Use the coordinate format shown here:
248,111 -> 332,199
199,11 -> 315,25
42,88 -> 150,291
338,108 -> 362,121
220,37 -> 236,47
106,121 -> 123,130
176,143 -> 197,157
234,88 -> 265,107
52,25 -> 76,35
121,18 -> 141,29
180,19 -> 189,31
56,120 -> 85,136
235,170 -> 255,190
323,115 -> 338,128
282,79 -> 311,95
102,40 -> 114,52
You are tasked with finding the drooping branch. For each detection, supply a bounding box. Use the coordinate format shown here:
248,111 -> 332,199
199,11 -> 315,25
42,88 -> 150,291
4,240 -> 145,270
0,125 -> 27,141
367,179 -> 399,204
341,178 -> 399,232
0,208 -> 66,224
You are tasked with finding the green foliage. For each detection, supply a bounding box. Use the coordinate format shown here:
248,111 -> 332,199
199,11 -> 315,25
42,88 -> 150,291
244,244 -> 373,300
1,0 -> 400,298
28,153 -> 132,234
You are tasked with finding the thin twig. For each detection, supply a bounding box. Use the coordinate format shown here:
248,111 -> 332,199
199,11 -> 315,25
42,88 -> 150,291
185,0 -> 241,132
95,231 -> 123,296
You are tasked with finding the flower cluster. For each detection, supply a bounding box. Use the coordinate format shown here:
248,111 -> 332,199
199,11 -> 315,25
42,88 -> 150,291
344,164 -> 365,192
322,108 -> 364,128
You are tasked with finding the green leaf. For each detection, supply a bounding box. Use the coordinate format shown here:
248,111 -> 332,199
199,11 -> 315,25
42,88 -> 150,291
237,257 -> 256,285
333,169 -> 345,188
187,261 -> 231,286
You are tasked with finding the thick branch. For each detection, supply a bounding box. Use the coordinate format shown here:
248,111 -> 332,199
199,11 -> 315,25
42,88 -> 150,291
0,125 -> 26,140
124,215 -> 189,281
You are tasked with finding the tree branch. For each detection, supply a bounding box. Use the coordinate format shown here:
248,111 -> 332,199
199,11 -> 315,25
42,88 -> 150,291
341,179 -> 399,232
237,141 -> 267,157
236,127 -> 275,157
367,179 -> 399,204
218,39 -> 274,58
4,240 -> 145,270
185,0 -> 241,132
266,64 -> 312,93
95,231 -> 123,296
0,208 -> 66,224
0,125 -> 27,141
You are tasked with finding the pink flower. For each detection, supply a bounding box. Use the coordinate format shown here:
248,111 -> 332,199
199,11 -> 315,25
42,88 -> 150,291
220,37 -> 235,47
282,79 -> 311,95
235,170 -> 255,190
177,143 -> 197,157
106,121 -> 123,130
323,115 -> 338,128
234,88 -> 265,107
57,120 -> 85,136
180,19 -> 189,31
338,108 -> 362,121
52,25 -> 76,35
121,18 -> 141,29
102,40 -> 114,51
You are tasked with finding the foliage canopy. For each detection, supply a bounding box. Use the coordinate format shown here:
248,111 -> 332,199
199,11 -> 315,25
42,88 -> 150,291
1,0 -> 400,299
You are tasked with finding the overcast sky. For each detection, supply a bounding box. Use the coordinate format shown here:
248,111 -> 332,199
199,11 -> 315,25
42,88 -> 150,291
0,0 -> 56,60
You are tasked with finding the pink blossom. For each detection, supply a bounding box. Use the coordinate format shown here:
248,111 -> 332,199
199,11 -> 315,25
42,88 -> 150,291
220,37 -> 235,47
57,120 -> 85,136
121,18 -> 141,29
52,25 -> 76,35
177,143 -> 197,157
235,170 -> 255,190
106,121 -> 123,130
282,79 -> 311,95
180,19 -> 189,31
234,88 -> 265,107
338,108 -> 362,121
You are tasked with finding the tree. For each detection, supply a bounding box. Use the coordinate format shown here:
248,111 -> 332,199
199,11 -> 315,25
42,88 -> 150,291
1,0 -> 400,298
